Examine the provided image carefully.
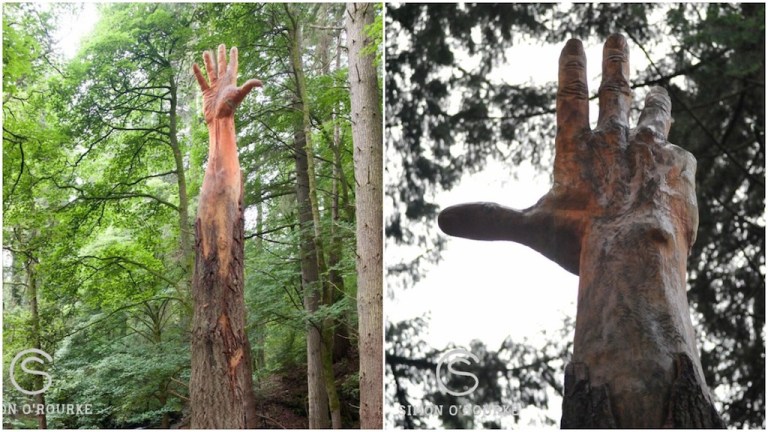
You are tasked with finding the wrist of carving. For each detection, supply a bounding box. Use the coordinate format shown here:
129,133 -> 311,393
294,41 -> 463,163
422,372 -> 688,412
206,117 -> 237,149
207,117 -> 235,134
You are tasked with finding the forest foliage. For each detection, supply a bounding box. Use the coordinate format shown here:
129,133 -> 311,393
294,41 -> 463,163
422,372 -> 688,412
3,3 -> 381,428
385,3 -> 764,428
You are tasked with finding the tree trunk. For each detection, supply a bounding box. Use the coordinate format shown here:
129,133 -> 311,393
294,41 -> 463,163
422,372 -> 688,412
324,64 -> 349,429
242,335 -> 259,428
26,254 -> 48,430
346,3 -> 383,429
293,104 -> 331,429
286,6 -> 337,427
322,332 -> 343,428
318,8 -> 346,428
189,117 -> 256,429
253,180 -> 267,382
169,77 -> 192,269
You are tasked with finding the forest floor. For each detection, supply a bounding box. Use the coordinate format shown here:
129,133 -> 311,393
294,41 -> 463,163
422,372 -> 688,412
249,353 -> 361,429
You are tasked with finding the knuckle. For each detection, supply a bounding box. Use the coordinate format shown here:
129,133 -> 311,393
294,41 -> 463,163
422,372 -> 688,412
559,79 -> 588,99
632,125 -> 667,144
599,78 -> 631,95
603,48 -> 628,64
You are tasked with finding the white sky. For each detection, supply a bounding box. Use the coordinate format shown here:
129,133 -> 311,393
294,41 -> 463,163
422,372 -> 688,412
52,3 -> 99,59
386,30 -> 668,426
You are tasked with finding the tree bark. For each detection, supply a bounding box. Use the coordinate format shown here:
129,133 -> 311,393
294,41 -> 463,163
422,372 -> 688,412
190,117 -> 256,429
169,77 -> 192,270
319,8 -> 346,428
346,3 -> 383,429
285,6 -> 336,427
26,252 -> 48,430
293,104 -> 331,429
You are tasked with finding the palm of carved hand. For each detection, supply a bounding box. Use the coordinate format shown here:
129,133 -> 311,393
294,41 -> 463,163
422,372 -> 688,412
438,35 -> 698,275
193,44 -> 262,124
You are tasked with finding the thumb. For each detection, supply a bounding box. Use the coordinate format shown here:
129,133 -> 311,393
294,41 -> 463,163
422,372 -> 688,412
438,202 -> 527,241
438,201 -> 583,275
231,79 -> 263,107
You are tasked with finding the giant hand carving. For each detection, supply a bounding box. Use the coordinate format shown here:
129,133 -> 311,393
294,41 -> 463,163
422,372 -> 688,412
438,34 -> 698,276
193,44 -> 262,124
189,44 -> 260,428
437,35 -> 722,427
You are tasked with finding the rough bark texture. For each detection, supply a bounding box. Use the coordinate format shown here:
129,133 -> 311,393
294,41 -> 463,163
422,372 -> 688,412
169,77 -> 192,270
293,105 -> 331,429
438,35 -> 724,428
190,118 -> 253,429
347,3 -> 384,429
561,363 -> 616,428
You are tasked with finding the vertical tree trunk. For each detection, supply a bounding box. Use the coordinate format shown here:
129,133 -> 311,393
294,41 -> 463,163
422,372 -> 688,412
285,6 -> 336,427
190,117 -> 256,429
168,78 -> 193,275
26,254 -> 47,430
324,69 -> 349,429
158,382 -> 170,429
253,180 -> 267,382
330,88 -> 353,362
318,8 -> 346,428
346,3 -> 383,429
321,333 -> 343,428
242,335 -> 259,428
293,105 -> 331,429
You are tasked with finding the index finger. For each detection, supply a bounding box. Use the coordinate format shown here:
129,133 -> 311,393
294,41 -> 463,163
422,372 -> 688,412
597,34 -> 631,130
556,38 -> 590,153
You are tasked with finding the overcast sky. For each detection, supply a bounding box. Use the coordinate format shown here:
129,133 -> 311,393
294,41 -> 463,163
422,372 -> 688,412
53,3 -> 99,59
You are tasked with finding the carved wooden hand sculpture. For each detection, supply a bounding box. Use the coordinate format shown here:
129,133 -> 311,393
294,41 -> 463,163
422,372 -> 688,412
438,35 -> 697,276
192,44 -> 261,272
438,35 -> 723,428
193,45 -> 263,124
189,44 -> 261,429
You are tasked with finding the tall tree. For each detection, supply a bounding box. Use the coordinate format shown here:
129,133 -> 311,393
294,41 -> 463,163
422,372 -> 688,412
284,5 -> 332,426
189,44 -> 262,428
347,3 -> 384,429
60,3 -> 197,306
